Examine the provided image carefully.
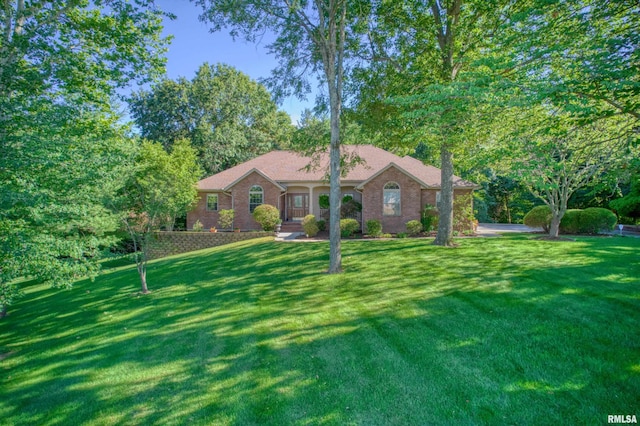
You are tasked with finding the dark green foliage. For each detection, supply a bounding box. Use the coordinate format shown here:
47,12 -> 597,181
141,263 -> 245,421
581,208 -> 617,234
317,220 -> 326,232
610,177 -> 640,222
559,210 -> 583,234
319,194 -> 330,210
340,219 -> 360,238
365,219 -> 382,237
302,215 -> 319,237
252,204 -> 281,231
405,220 -> 423,236
560,208 -> 617,234
421,204 -> 438,232
524,205 -> 552,232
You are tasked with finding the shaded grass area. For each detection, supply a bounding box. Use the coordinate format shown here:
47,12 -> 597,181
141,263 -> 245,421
1,235 -> 639,425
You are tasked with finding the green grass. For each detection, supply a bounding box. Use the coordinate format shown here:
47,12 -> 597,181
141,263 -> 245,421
1,235 -> 639,425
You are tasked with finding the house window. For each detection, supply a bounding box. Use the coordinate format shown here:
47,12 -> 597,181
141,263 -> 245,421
383,182 -> 401,216
206,194 -> 218,211
249,185 -> 263,213
436,191 -> 441,206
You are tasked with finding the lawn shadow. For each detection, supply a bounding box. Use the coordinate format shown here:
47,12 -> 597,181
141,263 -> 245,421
1,235 -> 639,424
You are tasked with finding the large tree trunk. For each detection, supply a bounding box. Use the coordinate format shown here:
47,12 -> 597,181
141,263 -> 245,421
434,145 -> 455,246
327,65 -> 342,273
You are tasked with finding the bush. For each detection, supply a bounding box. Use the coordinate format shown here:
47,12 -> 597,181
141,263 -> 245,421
341,199 -> 362,219
252,204 -> 281,231
580,208 -> 617,234
560,209 -> 582,234
340,218 -> 360,237
453,194 -> 475,232
524,205 -> 552,232
192,219 -> 204,232
396,232 -> 408,238
317,219 -> 326,232
406,220 -> 423,236
365,219 -> 382,237
218,209 -> 234,229
319,194 -> 330,209
560,208 -> 617,234
301,214 -> 319,237
421,204 -> 438,232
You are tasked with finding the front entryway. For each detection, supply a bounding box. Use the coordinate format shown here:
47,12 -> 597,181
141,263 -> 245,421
286,193 -> 309,221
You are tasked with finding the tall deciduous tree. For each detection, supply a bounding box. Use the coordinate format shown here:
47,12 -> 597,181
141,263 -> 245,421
0,0 -> 169,317
352,0 -> 512,246
499,0 -> 639,125
193,0 -> 367,273
129,63 -> 294,175
115,139 -> 202,294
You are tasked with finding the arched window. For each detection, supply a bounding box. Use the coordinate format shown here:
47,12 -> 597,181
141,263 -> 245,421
249,185 -> 263,213
383,182 -> 401,216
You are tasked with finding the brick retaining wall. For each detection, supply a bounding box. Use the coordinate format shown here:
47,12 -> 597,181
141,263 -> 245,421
148,231 -> 274,259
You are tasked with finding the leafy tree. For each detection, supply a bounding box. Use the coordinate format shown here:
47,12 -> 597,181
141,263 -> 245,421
610,175 -> 640,223
0,0 -> 168,102
115,139 -> 201,294
0,1 -> 169,316
499,0 -> 640,126
129,63 -> 294,175
193,0 -> 371,273
351,0 -> 514,246
497,109 -> 635,237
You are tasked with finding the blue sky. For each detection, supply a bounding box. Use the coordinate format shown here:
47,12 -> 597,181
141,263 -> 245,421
153,0 -> 316,124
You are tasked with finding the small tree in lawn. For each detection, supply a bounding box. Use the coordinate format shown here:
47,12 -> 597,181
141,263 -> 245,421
117,139 -> 201,293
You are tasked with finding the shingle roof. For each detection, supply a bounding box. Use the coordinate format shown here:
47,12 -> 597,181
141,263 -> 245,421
197,145 -> 477,190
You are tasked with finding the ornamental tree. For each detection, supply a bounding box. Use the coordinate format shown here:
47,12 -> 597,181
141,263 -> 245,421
115,139 -> 202,294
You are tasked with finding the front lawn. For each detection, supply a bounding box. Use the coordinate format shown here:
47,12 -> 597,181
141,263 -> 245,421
1,235 -> 639,425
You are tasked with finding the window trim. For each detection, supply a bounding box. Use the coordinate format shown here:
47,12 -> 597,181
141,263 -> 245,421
206,193 -> 219,212
383,182 -> 401,216
249,185 -> 263,213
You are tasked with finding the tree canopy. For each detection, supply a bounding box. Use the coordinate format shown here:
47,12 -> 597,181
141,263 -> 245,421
0,0 -> 170,317
128,63 -> 293,175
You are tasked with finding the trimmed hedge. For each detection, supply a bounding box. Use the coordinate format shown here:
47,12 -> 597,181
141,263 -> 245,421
527,205 -> 617,234
524,205 -> 552,232
252,204 -> 281,231
560,208 -> 617,234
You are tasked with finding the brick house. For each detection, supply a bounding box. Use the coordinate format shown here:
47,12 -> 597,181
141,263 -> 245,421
187,145 -> 478,234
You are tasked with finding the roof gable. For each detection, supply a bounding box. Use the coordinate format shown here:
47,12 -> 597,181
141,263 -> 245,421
355,162 -> 430,189
224,168 -> 285,191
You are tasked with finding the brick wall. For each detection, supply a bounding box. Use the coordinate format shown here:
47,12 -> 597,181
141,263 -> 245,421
361,166 -> 423,234
187,192 -> 232,230
148,231 -> 273,259
230,171 -> 283,230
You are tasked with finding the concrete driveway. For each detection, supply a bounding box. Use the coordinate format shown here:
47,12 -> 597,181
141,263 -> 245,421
476,223 -> 542,236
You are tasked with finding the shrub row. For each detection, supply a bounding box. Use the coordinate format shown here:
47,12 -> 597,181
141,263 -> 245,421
524,205 -> 617,234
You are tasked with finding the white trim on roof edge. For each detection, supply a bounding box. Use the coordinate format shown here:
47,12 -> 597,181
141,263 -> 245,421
223,168 -> 286,192
354,162 -> 432,190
